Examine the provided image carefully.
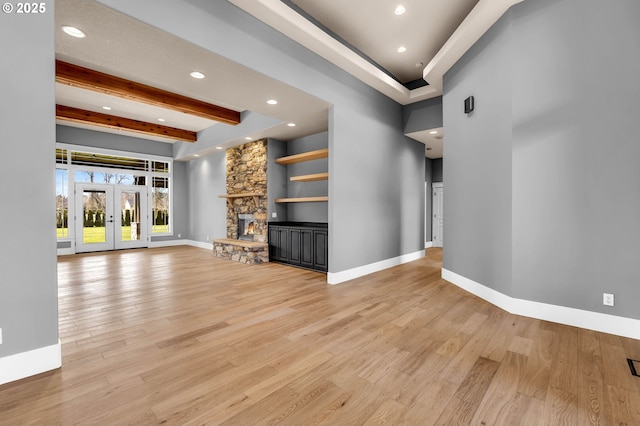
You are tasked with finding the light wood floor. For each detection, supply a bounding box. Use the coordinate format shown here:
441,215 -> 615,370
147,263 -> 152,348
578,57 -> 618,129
1,246 -> 640,425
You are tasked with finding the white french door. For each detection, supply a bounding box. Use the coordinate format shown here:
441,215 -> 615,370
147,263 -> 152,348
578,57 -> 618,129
75,183 -> 148,253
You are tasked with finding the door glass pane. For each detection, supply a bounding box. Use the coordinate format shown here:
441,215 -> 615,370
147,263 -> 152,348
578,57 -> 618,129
121,191 -> 142,241
82,190 -> 107,244
56,169 -> 69,238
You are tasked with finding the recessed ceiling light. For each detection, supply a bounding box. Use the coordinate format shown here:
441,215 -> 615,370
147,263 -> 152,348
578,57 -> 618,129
245,137 -> 252,140
394,5 -> 406,15
287,123 -> 296,127
429,130 -> 438,134
158,118 -> 166,122
193,154 -> 200,157
62,26 -> 86,38
267,99 -> 278,105
397,46 -> 407,53
216,147 -> 223,150
102,106 -> 112,111
190,71 -> 205,79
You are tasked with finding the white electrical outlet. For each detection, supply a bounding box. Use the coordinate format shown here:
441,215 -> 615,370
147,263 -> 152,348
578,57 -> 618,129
178,233 -> 181,238
603,293 -> 614,306
206,236 -> 210,241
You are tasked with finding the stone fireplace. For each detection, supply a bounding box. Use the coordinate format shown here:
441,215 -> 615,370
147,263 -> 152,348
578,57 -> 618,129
225,140 -> 268,242
213,139 -> 269,264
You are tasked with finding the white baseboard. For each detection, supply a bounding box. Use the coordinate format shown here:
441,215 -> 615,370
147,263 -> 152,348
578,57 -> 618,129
0,341 -> 61,386
425,241 -> 434,249
186,240 -> 213,250
442,268 -> 640,340
328,249 -> 425,285
149,239 -> 187,248
149,239 -> 213,250
57,247 -> 75,256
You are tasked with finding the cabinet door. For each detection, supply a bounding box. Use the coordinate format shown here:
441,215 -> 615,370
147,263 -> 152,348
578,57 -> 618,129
269,227 -> 290,262
313,230 -> 328,271
277,228 -> 290,261
300,229 -> 314,268
268,227 -> 279,261
289,228 -> 301,265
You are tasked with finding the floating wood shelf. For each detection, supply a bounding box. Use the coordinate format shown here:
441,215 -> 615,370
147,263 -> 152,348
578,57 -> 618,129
218,192 -> 263,205
290,172 -> 329,182
275,196 -> 329,203
275,148 -> 328,165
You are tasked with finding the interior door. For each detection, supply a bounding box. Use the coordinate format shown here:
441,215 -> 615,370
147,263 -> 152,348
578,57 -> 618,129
432,183 -> 444,248
75,184 -> 148,253
75,184 -> 115,253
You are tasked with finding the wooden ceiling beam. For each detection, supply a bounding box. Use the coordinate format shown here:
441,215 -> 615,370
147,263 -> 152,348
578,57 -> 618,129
55,60 -> 241,125
56,105 -> 198,143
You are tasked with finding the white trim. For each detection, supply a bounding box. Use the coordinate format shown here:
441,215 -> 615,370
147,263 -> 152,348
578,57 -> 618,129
0,341 -> 61,386
328,250 -> 425,285
148,239 -> 214,250
186,240 -> 212,250
425,241 -> 434,249
56,142 -> 174,241
148,239 -> 189,248
229,0 -> 522,105
56,143 -> 173,162
442,268 -> 640,340
57,247 -> 75,256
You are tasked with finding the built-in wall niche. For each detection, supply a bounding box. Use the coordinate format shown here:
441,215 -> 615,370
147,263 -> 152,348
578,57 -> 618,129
274,148 -> 328,203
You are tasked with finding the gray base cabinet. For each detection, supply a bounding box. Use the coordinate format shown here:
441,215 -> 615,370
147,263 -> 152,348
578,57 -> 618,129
268,222 -> 328,272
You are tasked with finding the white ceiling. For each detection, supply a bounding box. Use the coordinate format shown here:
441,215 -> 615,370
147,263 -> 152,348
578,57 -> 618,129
55,0 -> 522,158
55,0 -> 330,152
288,0 -> 478,84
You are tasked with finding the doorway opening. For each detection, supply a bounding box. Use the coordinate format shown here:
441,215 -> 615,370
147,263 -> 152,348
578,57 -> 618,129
432,182 -> 443,248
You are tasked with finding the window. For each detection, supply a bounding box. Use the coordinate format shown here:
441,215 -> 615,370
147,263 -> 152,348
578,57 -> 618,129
55,145 -> 173,240
152,177 -> 169,234
74,171 -> 146,186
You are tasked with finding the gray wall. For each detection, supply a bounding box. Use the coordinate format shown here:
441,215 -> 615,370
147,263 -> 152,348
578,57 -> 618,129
431,158 -> 443,182
56,125 -> 173,157
0,3 -> 58,358
444,8 -> 514,296
56,125 -> 188,242
187,150 -> 226,242
403,96 -> 443,134
444,0 -> 640,319
98,0 -> 426,274
267,139 -> 288,222
285,132 -> 328,223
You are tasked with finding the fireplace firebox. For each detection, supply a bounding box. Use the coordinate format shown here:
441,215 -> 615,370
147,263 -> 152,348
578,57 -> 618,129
237,214 -> 255,241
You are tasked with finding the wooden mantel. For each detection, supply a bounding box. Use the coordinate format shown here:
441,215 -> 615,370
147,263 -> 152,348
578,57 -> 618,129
218,192 -> 263,206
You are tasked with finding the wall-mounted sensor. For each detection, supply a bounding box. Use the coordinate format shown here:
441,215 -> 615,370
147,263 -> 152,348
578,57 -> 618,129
464,96 -> 474,114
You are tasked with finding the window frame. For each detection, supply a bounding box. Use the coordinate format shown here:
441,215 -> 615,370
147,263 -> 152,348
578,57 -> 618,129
55,143 -> 174,241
